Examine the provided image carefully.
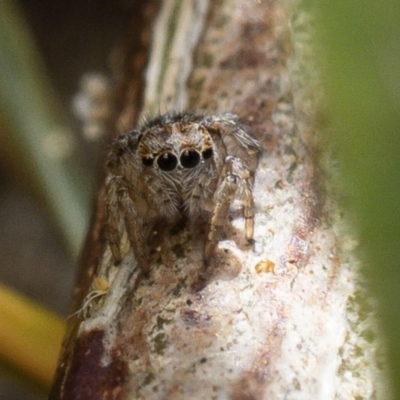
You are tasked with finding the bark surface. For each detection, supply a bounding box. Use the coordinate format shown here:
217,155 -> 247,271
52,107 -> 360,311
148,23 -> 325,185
49,1 -> 388,399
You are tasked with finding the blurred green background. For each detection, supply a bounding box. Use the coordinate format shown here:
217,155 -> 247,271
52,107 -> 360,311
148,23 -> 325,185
318,0 -> 400,398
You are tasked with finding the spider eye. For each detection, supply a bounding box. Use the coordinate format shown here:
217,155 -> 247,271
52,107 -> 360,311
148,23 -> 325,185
142,156 -> 154,167
202,147 -> 213,160
180,150 -> 201,168
157,152 -> 178,171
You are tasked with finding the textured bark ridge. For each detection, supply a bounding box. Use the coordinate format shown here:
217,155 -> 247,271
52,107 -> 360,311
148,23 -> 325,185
49,1 -> 389,399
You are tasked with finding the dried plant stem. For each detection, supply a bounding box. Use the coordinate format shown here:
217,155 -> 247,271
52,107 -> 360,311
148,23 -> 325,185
50,1 -> 389,399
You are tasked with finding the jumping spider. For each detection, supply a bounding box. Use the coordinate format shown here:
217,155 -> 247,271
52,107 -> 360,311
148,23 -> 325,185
105,112 -> 261,272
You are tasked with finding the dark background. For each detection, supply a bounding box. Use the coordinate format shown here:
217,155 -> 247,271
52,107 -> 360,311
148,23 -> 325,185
0,1 -> 134,399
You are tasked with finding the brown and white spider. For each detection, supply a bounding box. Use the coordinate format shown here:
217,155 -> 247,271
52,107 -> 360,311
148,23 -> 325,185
105,112 -> 261,272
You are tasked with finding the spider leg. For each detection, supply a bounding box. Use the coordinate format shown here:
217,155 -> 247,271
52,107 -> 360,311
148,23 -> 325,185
231,157 -> 256,243
105,176 -> 150,271
204,156 -> 256,265
105,177 -> 123,264
241,172 -> 255,242
119,191 -> 150,273
189,169 -> 215,215
208,113 -> 261,162
228,159 -> 256,243
204,158 -> 238,264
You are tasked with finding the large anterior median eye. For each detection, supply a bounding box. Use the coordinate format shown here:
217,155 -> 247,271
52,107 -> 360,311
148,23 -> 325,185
157,152 -> 178,171
180,149 -> 200,168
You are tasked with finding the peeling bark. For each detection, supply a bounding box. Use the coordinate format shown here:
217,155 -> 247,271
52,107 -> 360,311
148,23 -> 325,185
49,1 -> 389,399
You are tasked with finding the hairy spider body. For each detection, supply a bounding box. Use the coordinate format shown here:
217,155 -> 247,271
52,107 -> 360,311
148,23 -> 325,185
105,112 -> 261,271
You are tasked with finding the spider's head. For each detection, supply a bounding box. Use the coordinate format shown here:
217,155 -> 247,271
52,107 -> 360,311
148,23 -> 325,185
137,122 -> 214,172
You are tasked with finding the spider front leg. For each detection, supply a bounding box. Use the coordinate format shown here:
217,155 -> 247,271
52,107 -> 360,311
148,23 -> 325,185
105,176 -> 150,272
204,156 -> 256,265
119,190 -> 150,273
239,169 -> 256,243
105,176 -> 123,264
189,169 -> 215,215
204,157 -> 238,265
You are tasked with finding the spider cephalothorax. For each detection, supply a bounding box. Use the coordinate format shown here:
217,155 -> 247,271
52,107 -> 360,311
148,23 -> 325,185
105,112 -> 261,271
